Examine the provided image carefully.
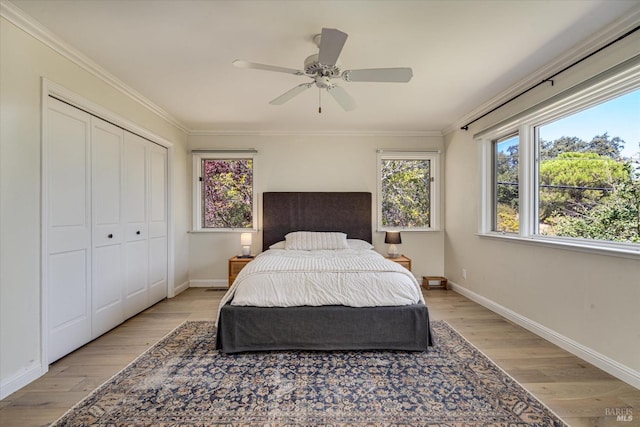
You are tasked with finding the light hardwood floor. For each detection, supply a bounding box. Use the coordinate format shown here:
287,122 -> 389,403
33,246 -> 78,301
1,287 -> 638,426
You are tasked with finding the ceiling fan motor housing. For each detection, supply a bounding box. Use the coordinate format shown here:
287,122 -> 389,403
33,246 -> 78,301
304,54 -> 341,77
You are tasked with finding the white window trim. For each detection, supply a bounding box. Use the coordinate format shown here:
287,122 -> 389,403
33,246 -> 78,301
477,59 -> 640,259
377,150 -> 440,232
192,151 -> 257,232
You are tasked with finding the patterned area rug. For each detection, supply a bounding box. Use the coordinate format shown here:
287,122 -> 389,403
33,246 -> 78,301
51,320 -> 566,426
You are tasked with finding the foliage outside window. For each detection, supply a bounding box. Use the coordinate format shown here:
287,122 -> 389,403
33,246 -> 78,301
378,152 -> 439,231
482,83 -> 640,252
536,128 -> 638,243
493,135 -> 520,233
193,153 -> 256,231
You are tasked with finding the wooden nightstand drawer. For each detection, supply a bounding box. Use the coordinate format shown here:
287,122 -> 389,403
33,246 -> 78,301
385,255 -> 411,271
228,256 -> 253,287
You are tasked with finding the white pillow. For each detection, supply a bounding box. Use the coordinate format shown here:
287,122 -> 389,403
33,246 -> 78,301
284,231 -> 349,250
269,241 -> 285,249
347,239 -> 374,250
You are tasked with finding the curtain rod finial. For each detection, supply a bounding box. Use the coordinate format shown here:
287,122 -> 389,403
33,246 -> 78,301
461,125 -> 469,131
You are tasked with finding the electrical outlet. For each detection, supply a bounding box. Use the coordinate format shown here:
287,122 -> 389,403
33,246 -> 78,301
462,268 -> 467,280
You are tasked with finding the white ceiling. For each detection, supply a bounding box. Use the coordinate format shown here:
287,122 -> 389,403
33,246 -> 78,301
7,0 -> 640,134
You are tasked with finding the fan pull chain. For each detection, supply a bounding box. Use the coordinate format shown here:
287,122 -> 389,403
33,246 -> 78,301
318,89 -> 322,114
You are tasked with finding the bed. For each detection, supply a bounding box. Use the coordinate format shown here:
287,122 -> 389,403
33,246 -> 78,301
215,192 -> 432,353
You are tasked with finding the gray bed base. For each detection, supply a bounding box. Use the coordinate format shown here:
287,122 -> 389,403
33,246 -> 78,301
215,303 -> 433,353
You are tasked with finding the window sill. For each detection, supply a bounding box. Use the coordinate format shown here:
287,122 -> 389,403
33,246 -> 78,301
477,232 -> 640,260
189,229 -> 258,233
377,228 -> 441,232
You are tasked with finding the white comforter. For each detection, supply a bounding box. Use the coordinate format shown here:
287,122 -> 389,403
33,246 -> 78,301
218,249 -> 424,319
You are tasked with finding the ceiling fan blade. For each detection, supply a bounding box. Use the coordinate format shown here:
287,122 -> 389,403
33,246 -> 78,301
342,67 -> 413,82
269,83 -> 313,105
233,59 -> 304,76
327,85 -> 356,111
318,28 -> 348,66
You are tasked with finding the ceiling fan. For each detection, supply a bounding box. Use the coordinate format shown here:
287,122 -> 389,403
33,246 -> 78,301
233,27 -> 413,113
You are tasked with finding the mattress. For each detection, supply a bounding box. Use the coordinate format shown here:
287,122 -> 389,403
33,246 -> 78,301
217,247 -> 424,323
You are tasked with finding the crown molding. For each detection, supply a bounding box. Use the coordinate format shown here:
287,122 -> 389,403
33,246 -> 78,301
443,5 -> 640,136
0,0 -> 189,135
188,129 -> 443,137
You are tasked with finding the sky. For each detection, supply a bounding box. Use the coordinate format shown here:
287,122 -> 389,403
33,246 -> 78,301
538,89 -> 640,159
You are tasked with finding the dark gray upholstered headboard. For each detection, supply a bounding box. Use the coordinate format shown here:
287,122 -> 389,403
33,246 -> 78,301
262,192 -> 372,251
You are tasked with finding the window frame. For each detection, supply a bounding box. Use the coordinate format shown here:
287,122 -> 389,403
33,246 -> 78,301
377,150 -> 440,232
192,151 -> 257,232
477,61 -> 640,258
492,133 -> 520,234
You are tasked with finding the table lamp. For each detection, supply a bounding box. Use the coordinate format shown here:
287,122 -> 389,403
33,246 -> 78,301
240,232 -> 252,257
385,231 -> 401,258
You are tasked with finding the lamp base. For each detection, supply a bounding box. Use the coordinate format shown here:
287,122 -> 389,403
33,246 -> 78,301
387,244 -> 399,258
237,254 -> 254,259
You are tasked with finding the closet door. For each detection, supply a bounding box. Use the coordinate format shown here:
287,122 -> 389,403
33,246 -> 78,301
46,98 -> 92,363
123,132 -> 149,319
148,143 -> 168,305
91,117 -> 125,337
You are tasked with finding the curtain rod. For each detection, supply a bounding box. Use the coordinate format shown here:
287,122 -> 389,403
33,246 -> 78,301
461,24 -> 640,131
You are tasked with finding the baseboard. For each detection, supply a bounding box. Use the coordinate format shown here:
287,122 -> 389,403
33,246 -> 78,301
0,362 -> 46,400
172,280 -> 190,296
449,281 -> 640,389
189,279 -> 228,289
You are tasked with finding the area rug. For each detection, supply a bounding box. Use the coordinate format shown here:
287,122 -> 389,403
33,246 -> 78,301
51,320 -> 567,426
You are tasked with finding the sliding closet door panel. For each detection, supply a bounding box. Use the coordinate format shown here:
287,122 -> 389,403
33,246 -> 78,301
46,98 -> 92,363
149,236 -> 167,303
123,239 -> 148,318
48,104 -> 90,254
123,132 -> 149,318
148,145 -> 167,237
48,251 -> 89,359
92,119 -> 123,246
91,117 -> 124,338
124,133 -> 147,238
148,144 -> 168,304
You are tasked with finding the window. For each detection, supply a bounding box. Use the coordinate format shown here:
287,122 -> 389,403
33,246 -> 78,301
493,134 -> 520,233
377,151 -> 440,231
479,69 -> 640,255
192,152 -> 257,231
536,110 -> 638,242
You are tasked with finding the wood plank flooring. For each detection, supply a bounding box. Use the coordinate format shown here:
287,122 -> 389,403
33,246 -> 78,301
1,288 -> 638,426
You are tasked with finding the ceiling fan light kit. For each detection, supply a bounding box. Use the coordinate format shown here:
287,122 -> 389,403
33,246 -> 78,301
233,27 -> 413,113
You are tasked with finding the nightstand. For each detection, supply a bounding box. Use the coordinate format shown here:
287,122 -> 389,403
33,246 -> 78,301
228,256 -> 253,287
386,255 -> 411,271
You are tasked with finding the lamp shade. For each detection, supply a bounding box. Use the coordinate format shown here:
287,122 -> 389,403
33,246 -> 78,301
384,231 -> 402,244
240,232 -> 252,246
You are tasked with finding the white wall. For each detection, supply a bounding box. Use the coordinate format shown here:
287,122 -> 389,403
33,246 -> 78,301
188,134 -> 445,286
0,17 -> 190,396
444,28 -> 640,385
